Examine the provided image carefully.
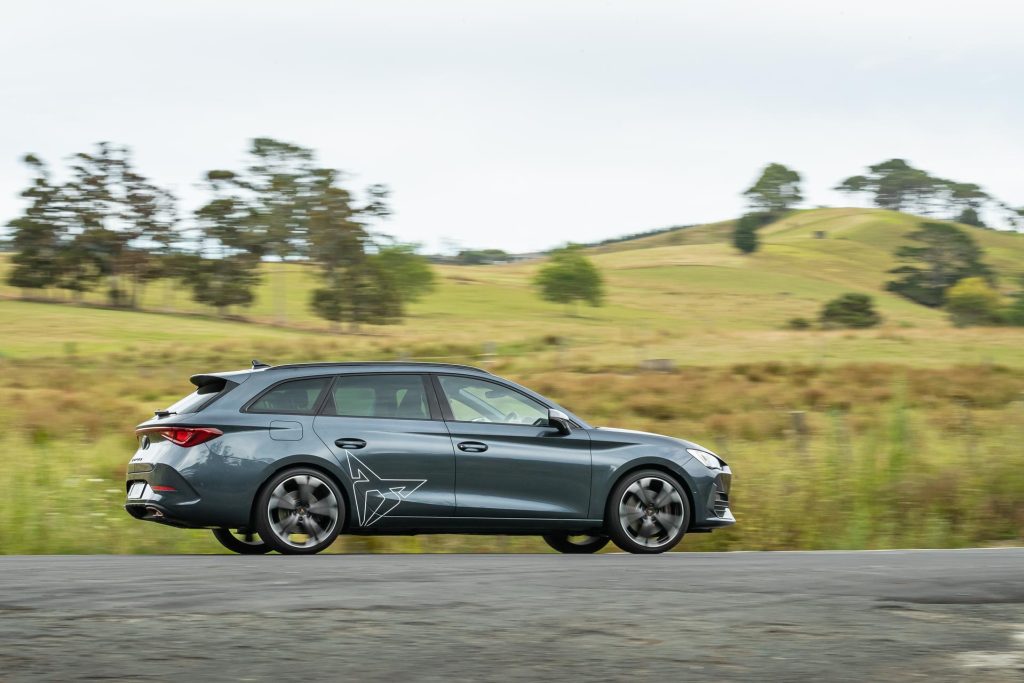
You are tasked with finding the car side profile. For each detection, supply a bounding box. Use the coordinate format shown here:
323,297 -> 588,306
125,361 -> 734,554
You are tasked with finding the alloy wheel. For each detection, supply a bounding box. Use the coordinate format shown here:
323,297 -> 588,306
618,476 -> 686,548
266,474 -> 339,549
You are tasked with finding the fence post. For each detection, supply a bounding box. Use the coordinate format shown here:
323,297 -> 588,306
791,410 -> 808,460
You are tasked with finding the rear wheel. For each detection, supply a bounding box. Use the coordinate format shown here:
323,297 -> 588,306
212,528 -> 271,555
606,469 -> 690,554
255,468 -> 344,555
542,533 -> 609,554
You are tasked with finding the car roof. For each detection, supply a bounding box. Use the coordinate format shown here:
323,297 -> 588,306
190,362 -> 491,388
264,361 -> 493,375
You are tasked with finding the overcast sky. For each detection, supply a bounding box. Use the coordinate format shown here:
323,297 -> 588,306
1,1 -> 1021,252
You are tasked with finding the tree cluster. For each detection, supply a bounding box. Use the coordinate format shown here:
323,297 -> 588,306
453,249 -> 510,265
733,159 -> 1023,255
6,144 -> 177,306
885,221 -> 1024,327
4,140 -> 435,327
886,222 -> 993,307
836,158 -> 1022,228
733,163 -> 805,254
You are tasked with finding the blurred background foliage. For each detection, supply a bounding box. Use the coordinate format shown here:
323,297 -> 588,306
1,145 -> 1023,553
0,339 -> 1022,554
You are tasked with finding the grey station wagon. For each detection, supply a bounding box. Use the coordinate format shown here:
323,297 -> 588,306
125,361 -> 734,554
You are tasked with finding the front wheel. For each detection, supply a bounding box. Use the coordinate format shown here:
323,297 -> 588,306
212,528 -> 271,555
606,469 -> 690,554
542,533 -> 609,554
255,468 -> 344,555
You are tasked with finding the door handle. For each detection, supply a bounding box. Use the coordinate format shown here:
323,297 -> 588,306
335,438 -> 367,450
457,441 -> 488,453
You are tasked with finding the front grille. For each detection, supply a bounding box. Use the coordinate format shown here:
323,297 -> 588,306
713,489 -> 730,517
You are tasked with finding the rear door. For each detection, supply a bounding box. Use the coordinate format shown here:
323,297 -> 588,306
432,374 -> 592,519
312,373 -> 455,527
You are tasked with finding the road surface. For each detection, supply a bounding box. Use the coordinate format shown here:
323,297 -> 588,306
0,549 -> 1022,681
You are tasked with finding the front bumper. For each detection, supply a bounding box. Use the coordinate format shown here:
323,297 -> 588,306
692,465 -> 735,530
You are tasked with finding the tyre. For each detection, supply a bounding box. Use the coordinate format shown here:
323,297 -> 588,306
606,469 -> 690,554
255,468 -> 344,555
212,527 -> 271,555
542,533 -> 609,554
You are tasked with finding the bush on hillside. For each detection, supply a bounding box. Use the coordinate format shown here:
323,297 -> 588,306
533,244 -> 605,311
956,207 -> 985,228
945,277 -> 1003,327
1004,278 -> 1024,326
819,293 -> 881,329
732,211 -> 775,254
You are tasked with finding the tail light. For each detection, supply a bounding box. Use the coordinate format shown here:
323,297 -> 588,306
137,426 -> 223,447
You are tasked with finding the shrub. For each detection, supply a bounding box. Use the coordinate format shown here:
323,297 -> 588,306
819,293 -> 881,328
733,220 -> 759,254
732,212 -> 774,254
1003,277 -> 1024,326
786,317 -> 811,330
945,277 -> 1003,327
533,245 -> 605,310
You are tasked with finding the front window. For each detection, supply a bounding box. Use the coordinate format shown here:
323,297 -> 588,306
437,375 -> 548,425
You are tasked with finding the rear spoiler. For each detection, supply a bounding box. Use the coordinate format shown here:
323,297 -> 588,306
190,374 -> 227,389
189,368 -> 258,389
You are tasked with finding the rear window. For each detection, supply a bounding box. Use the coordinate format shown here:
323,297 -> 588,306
247,377 -> 330,414
321,374 -> 429,420
166,379 -> 232,415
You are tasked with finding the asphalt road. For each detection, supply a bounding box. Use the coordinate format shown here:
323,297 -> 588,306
0,550 -> 1022,682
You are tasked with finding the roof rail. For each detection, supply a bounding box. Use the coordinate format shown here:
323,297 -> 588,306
266,361 -> 492,374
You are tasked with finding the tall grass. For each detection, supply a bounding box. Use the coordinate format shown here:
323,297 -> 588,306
0,354 -> 1020,553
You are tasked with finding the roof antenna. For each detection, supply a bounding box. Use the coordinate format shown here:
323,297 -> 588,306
251,359 -> 272,370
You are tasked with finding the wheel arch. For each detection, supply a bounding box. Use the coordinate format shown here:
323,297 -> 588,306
602,461 -> 697,531
248,459 -> 353,533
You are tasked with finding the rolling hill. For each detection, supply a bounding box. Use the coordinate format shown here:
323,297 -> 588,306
1,207 -> 1022,367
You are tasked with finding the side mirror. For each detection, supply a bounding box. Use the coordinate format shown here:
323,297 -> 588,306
548,409 -> 573,435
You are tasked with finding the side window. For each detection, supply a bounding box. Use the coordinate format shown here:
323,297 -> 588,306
322,374 -> 430,420
437,375 -> 548,425
247,377 -> 329,414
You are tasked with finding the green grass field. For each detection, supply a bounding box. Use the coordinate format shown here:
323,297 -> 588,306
2,208 -> 1023,366
1,207 -> 1022,554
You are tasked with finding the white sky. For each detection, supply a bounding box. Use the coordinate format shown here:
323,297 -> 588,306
1,0 -> 1021,252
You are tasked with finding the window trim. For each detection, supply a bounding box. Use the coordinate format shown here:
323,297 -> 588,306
317,372 -> 443,422
241,375 -> 334,416
430,373 -> 553,426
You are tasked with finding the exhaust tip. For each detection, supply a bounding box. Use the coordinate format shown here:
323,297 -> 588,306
145,506 -> 164,518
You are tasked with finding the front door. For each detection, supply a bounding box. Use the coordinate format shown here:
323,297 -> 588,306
312,373 -> 455,528
432,374 -> 592,519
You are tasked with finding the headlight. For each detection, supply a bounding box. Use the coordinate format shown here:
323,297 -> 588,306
687,448 -> 721,470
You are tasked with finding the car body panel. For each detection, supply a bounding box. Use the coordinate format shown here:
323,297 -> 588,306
312,414 -> 457,521
125,362 -> 735,538
445,421 -> 592,518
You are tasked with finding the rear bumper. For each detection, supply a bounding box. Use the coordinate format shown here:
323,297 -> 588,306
124,501 -> 200,528
124,464 -> 208,528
